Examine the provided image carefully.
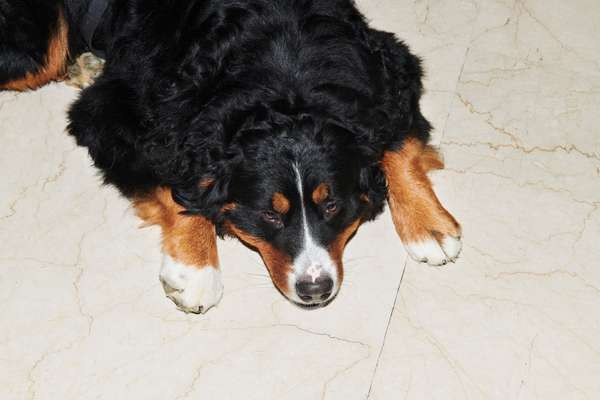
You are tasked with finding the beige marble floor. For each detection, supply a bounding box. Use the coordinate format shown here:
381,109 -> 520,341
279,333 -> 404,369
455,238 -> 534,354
1,1 -> 599,399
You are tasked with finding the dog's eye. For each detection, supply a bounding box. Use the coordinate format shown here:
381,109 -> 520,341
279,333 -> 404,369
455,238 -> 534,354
324,200 -> 338,216
262,211 -> 283,227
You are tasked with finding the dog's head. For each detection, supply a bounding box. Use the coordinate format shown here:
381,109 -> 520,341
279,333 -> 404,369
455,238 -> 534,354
132,7 -> 424,307
173,119 -> 386,307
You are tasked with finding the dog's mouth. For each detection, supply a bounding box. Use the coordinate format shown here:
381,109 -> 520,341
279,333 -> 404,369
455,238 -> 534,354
290,292 -> 338,310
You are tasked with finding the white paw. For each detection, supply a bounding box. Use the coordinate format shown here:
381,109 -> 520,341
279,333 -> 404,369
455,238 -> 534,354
404,235 -> 462,266
159,256 -> 223,314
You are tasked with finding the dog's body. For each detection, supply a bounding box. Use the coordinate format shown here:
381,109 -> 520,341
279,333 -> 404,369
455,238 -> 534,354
1,0 -> 461,313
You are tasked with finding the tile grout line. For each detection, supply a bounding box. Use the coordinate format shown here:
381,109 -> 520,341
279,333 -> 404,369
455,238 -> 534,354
365,257 -> 409,399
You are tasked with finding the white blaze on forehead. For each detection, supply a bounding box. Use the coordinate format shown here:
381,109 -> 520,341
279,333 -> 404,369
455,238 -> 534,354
292,164 -> 337,285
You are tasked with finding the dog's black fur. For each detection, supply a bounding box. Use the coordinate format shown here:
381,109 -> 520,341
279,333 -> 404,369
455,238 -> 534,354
1,0 -> 432,264
0,0 -> 62,82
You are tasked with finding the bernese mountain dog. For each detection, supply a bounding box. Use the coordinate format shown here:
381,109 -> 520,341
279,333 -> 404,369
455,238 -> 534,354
1,0 -> 462,313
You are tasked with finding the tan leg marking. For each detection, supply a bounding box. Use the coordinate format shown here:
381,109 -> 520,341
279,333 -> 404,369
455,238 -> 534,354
1,9 -> 69,91
134,187 -> 222,314
382,138 -> 462,265
134,187 -> 219,268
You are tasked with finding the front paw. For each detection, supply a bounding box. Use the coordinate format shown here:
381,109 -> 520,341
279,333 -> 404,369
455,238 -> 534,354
404,233 -> 462,266
65,52 -> 105,89
159,256 -> 223,314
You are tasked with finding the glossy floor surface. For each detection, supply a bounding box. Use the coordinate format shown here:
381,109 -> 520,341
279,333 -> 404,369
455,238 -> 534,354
1,1 -> 599,399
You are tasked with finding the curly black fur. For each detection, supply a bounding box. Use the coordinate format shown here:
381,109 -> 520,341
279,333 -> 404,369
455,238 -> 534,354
0,0 -> 64,84
2,0 -> 432,253
67,0 -> 430,223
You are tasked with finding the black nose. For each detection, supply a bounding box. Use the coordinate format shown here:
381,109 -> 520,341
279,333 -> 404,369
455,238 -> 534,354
295,275 -> 333,303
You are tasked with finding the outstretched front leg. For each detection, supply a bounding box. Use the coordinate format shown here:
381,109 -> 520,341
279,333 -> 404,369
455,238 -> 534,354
381,138 -> 462,265
134,188 -> 223,313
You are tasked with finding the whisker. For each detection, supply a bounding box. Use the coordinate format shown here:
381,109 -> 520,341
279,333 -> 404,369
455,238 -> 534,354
343,256 -> 374,264
227,283 -> 274,294
243,272 -> 271,279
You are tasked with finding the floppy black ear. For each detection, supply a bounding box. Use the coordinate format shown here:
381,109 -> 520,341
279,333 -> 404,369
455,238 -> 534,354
171,173 -> 230,220
170,149 -> 243,220
67,77 -> 160,197
69,71 -> 241,218
358,162 -> 387,221
365,29 -> 432,145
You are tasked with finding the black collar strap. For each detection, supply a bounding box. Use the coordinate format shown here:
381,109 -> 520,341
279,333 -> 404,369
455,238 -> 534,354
79,0 -> 109,58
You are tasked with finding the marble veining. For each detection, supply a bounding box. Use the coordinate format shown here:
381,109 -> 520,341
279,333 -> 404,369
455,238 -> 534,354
1,1 -> 599,399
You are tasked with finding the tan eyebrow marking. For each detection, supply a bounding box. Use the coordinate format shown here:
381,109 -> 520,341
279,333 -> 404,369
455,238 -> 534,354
199,177 -> 215,188
312,183 -> 329,204
220,202 -> 237,213
272,192 -> 290,214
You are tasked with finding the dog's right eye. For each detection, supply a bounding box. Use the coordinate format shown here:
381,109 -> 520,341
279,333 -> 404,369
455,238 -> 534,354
261,211 -> 283,228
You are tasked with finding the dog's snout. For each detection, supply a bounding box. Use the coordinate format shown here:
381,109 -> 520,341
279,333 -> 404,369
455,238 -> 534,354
295,272 -> 333,303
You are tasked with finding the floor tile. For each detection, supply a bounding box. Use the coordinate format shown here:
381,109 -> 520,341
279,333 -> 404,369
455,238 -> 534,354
2,2 -> 600,399
369,1 -> 600,399
0,84 -> 408,399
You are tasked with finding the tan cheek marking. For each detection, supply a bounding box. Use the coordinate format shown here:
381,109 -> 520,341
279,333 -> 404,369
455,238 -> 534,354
226,223 -> 292,294
1,9 -> 69,91
134,187 -> 219,268
329,219 -> 362,278
329,219 -> 361,263
272,192 -> 290,214
312,183 -> 329,204
381,138 -> 460,244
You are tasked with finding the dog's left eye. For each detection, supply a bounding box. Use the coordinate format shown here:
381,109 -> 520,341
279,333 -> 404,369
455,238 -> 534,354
324,200 -> 339,216
261,211 -> 283,228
